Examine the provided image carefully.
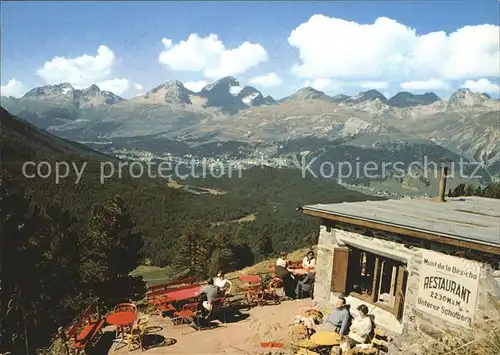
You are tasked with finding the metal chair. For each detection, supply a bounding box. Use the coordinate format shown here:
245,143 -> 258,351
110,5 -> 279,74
114,302 -> 137,313
173,302 -> 200,334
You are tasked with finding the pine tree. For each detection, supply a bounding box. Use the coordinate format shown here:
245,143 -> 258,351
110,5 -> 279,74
80,196 -> 145,303
172,222 -> 210,279
257,228 -> 274,258
208,228 -> 236,276
464,184 -> 475,196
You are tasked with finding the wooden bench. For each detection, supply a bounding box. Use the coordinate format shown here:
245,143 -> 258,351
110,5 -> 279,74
146,276 -> 198,294
147,279 -> 201,317
146,283 -> 201,300
65,301 -> 105,354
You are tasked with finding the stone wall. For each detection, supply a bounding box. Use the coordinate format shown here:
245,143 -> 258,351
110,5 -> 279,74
313,226 -> 336,311
313,221 -> 500,353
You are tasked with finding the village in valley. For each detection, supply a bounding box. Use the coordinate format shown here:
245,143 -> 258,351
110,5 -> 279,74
1,1 -> 500,355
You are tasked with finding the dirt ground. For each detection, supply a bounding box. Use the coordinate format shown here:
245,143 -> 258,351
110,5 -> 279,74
105,299 -> 313,354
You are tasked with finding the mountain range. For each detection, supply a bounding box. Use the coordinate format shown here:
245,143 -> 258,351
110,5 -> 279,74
2,76 -> 499,189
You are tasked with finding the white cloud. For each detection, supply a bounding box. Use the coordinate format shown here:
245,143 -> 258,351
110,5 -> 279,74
1,79 -> 25,97
462,78 -> 500,94
400,79 -> 451,91
158,34 -> 268,79
36,45 -> 130,94
133,83 -> 144,91
37,45 -> 114,86
184,81 -> 208,92
98,78 -> 130,95
248,72 -> 283,87
288,15 -> 500,86
359,81 -> 389,90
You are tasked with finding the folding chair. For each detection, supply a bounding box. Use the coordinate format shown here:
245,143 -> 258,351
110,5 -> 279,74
263,277 -> 283,304
259,342 -> 285,355
173,302 -> 200,334
244,284 -> 264,306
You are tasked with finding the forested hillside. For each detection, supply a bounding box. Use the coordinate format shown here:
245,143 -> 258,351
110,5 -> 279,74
448,182 -> 500,199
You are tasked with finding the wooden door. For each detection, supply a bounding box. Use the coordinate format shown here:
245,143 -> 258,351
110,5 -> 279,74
331,247 -> 349,293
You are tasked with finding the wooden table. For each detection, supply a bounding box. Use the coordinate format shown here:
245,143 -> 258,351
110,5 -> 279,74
310,331 -> 341,346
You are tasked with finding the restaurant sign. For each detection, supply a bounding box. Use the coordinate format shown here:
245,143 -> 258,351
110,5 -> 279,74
416,250 -> 481,328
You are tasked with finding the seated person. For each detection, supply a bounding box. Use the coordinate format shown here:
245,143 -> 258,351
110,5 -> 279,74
275,263 -> 296,299
197,278 -> 220,316
302,250 -> 316,270
320,297 -> 351,335
342,304 -> 373,350
276,252 -> 288,268
214,271 -> 232,295
295,271 -> 316,299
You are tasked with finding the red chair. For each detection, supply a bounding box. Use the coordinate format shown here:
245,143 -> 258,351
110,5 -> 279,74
173,302 -> 200,333
260,342 -> 284,348
244,283 -> 264,306
154,301 -> 176,317
66,302 -> 105,354
260,342 -> 285,354
263,277 -> 283,304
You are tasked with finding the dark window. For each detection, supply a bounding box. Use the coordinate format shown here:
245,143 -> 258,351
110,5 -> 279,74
344,247 -> 408,321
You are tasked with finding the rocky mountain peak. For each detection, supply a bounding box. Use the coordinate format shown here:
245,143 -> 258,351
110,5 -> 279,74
198,77 -> 247,114
286,87 -> 331,102
201,76 -> 240,93
164,80 -> 184,89
79,84 -> 124,107
237,86 -> 262,105
388,91 -> 440,108
144,80 -> 193,104
236,86 -> 276,107
262,95 -> 277,106
23,83 -> 75,98
238,86 -> 260,97
343,90 -> 388,105
447,88 -> 490,108
82,84 -> 101,94
359,89 -> 387,103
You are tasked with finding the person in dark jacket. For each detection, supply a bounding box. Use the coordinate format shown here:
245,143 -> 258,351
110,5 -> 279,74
295,271 -> 315,299
275,264 -> 296,299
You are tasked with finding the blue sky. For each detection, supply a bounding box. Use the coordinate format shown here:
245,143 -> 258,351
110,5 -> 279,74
2,1 -> 499,99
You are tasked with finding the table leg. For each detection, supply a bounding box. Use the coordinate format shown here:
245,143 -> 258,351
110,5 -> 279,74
112,325 -> 129,351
